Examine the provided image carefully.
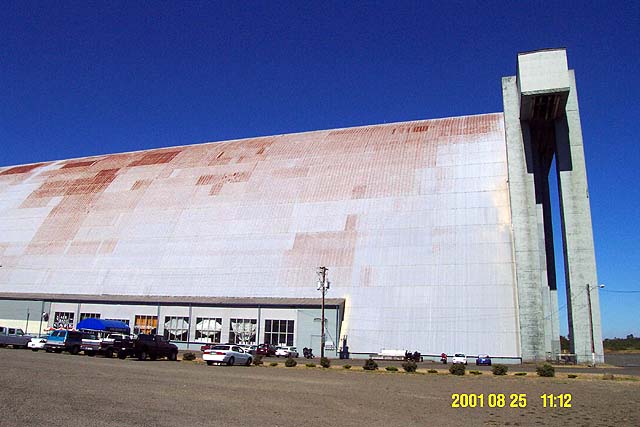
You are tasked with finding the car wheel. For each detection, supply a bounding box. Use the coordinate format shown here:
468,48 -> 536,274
138,350 -> 148,361
227,356 -> 235,366
104,348 -> 114,358
245,357 -> 252,366
206,361 -> 213,366
70,346 -> 80,355
169,351 -> 177,361
149,353 -> 157,361
117,350 -> 127,359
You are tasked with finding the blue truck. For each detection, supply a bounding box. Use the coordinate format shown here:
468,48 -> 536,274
44,329 -> 84,354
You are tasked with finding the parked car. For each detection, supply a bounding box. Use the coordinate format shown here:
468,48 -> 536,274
0,326 -> 32,349
452,353 -> 467,365
135,334 -> 178,361
239,344 -> 256,355
44,330 -> 84,354
77,318 -> 131,357
203,344 -> 253,366
110,334 -> 137,359
200,343 -> 216,352
275,346 -> 299,358
256,344 -> 276,357
28,336 -> 47,351
476,354 -> 492,366
80,331 -> 108,356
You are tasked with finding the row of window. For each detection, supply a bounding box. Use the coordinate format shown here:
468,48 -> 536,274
52,312 -> 295,346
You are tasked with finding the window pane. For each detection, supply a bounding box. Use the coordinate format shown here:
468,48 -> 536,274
53,312 -> 75,329
229,318 -> 256,344
264,319 -> 295,348
134,315 -> 158,335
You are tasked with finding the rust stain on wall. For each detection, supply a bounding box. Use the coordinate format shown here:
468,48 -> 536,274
0,163 -> 45,176
61,160 -> 97,169
197,171 -> 253,195
345,214 -> 358,231
431,114 -> 500,138
131,180 -> 152,191
284,230 -> 357,269
196,175 -> 216,186
67,240 -> 101,255
99,240 -> 117,254
19,194 -> 52,209
412,125 -> 429,133
129,150 -> 181,167
271,166 -> 309,179
32,169 -> 119,198
2,113 -> 505,285
360,266 -> 373,287
351,185 -> 366,199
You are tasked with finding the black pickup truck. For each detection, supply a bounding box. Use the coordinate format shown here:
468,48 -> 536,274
101,334 -> 178,360
110,334 -> 137,359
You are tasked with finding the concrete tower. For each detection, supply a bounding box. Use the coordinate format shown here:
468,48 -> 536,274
502,48 -> 604,363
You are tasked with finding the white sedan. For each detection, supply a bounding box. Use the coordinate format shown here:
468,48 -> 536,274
28,337 -> 47,351
203,344 -> 253,366
452,353 -> 467,365
275,346 -> 299,358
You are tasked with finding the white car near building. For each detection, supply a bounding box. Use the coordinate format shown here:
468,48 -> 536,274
27,337 -> 47,351
452,353 -> 467,365
275,346 -> 299,358
202,344 -> 253,366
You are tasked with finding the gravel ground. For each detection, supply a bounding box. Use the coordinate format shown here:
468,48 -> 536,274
1,348 -> 639,427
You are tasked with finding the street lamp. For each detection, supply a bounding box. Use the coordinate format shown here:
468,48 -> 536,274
586,283 -> 604,367
316,266 -> 330,359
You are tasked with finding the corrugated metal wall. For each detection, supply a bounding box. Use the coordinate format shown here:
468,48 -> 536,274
0,113 -> 519,356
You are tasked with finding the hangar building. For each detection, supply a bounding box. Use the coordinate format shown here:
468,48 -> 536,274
0,49 -> 603,363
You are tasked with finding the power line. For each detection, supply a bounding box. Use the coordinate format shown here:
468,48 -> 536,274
601,289 -> 640,294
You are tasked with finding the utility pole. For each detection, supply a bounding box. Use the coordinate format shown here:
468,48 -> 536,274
316,266 -> 329,359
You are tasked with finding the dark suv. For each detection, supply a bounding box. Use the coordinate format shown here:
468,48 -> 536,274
135,334 -> 178,361
256,344 -> 276,357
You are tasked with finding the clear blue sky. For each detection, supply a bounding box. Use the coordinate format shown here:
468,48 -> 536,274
1,1 -> 638,338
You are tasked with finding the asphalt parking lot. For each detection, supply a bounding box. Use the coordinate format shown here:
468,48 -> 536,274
2,348 -> 639,427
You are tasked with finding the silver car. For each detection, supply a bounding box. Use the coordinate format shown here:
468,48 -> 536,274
202,344 -> 253,366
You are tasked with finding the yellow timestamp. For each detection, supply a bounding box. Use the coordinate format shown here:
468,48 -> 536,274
540,393 -> 572,408
451,393 -> 527,408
